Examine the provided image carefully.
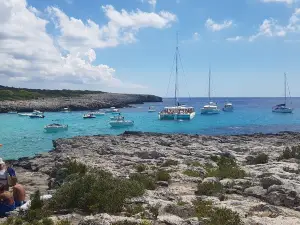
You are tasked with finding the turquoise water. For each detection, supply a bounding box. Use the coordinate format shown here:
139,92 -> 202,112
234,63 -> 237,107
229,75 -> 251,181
1,97 -> 300,159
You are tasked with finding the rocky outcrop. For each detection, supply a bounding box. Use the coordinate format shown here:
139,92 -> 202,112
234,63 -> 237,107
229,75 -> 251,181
9,132 -> 300,225
0,93 -> 162,113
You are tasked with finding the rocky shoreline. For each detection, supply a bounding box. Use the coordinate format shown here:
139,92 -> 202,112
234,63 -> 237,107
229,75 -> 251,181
7,131 -> 300,225
0,93 -> 162,113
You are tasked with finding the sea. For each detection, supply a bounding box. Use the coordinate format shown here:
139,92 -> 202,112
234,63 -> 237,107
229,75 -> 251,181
1,97 -> 300,160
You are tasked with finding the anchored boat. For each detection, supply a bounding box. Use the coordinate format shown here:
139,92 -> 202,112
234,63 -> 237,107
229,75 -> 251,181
272,73 -> 293,113
109,115 -> 134,127
159,33 -> 195,120
201,67 -> 220,115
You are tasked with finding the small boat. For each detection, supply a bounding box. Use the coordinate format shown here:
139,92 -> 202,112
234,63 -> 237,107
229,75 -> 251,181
93,111 -> 106,116
105,107 -> 117,113
7,111 -> 17,114
83,113 -> 96,119
62,107 -> 71,113
18,113 -> 32,116
29,114 -> 45,118
109,116 -> 134,127
223,102 -> 233,112
272,73 -> 293,113
148,106 -> 156,112
201,67 -> 220,115
33,110 -> 43,114
112,109 -> 120,114
44,121 -> 68,132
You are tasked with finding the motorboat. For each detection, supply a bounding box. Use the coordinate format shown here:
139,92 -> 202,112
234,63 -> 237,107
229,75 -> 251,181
223,102 -> 234,112
201,67 -> 220,115
44,121 -> 68,132
109,116 -> 134,127
18,113 -> 32,116
7,111 -> 17,114
105,107 -> 118,113
159,106 -> 196,120
29,114 -> 45,118
148,106 -> 156,112
62,107 -> 71,113
83,113 -> 96,119
111,109 -> 120,114
201,102 -> 221,115
33,110 -> 43,114
272,73 -> 293,113
93,111 -> 106,116
159,33 -> 196,121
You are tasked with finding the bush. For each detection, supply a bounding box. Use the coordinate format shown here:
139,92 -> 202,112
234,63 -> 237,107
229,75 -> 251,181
206,156 -> 245,179
278,146 -> 300,160
130,173 -> 156,190
156,170 -> 171,182
187,161 -> 202,167
196,182 -> 223,196
49,170 -> 145,214
246,153 -> 269,165
161,159 -> 178,167
125,203 -> 144,217
134,164 -> 147,172
183,170 -> 200,177
194,200 -> 243,225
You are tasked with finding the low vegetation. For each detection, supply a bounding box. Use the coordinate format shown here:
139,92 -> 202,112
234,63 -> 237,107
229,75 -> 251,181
206,156 -> 246,179
0,85 -> 103,101
134,164 -> 147,173
278,146 -> 300,160
130,173 -> 156,190
196,181 -> 223,196
186,161 -> 202,167
161,159 -> 178,167
183,170 -> 201,177
194,200 -> 243,225
156,170 -> 171,182
246,153 -> 269,165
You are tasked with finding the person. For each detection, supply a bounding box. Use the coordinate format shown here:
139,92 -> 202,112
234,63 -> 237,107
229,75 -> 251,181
12,184 -> 25,207
0,184 -> 15,217
0,158 -> 17,191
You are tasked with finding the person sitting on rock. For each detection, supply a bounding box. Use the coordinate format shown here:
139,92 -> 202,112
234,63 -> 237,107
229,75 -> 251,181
0,158 -> 17,191
0,184 -> 15,217
13,183 -> 25,207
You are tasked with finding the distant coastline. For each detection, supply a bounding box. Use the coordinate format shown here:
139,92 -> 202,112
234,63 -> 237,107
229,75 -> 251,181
0,85 -> 162,113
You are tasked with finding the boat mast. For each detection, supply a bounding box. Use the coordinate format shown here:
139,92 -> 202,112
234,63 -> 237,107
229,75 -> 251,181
208,66 -> 211,102
284,73 -> 287,105
175,32 -> 179,106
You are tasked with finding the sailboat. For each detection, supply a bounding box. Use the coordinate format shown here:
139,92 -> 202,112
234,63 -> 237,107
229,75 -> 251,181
159,33 -> 196,120
200,67 -> 220,114
272,73 -> 293,113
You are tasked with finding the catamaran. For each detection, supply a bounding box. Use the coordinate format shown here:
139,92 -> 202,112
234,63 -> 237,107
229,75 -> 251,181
201,67 -> 220,115
159,34 -> 196,120
272,73 -> 293,113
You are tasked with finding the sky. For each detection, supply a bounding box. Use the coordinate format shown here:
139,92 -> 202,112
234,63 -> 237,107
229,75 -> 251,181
1,0 -> 300,97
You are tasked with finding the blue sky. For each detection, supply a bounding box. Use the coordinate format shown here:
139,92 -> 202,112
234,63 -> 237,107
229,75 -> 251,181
1,0 -> 300,97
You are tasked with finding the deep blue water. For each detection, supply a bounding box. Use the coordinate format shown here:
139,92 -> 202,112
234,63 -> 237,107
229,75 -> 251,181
1,97 -> 300,159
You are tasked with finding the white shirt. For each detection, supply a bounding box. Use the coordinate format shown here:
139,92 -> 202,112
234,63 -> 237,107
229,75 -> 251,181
0,169 -> 8,186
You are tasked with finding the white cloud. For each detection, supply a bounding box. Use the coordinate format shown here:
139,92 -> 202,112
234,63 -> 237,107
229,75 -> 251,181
205,18 -> 233,32
249,8 -> 300,41
48,5 -> 176,53
226,36 -> 243,41
260,0 -> 295,4
0,0 -> 176,90
193,32 -> 200,41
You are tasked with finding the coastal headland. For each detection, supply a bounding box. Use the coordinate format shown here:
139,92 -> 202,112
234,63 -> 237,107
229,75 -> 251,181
0,86 -> 162,113
6,131 -> 300,225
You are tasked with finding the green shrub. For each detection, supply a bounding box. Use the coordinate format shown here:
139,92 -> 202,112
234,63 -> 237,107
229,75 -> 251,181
156,170 -> 171,182
49,171 -> 145,214
125,203 -> 144,217
161,159 -> 178,167
134,164 -> 147,172
130,173 -> 156,190
55,221 -> 71,225
194,200 -> 243,225
42,218 -> 54,225
196,182 -> 223,196
140,220 -> 151,225
149,204 -> 160,220
64,159 -> 87,176
278,146 -> 300,160
183,170 -> 200,177
206,156 -> 245,179
187,161 -> 202,167
246,153 -> 269,165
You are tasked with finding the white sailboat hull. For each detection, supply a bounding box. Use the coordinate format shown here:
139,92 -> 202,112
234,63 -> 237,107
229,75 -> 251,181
200,108 -> 220,115
109,120 -> 134,127
159,112 -> 196,120
272,108 -> 293,113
